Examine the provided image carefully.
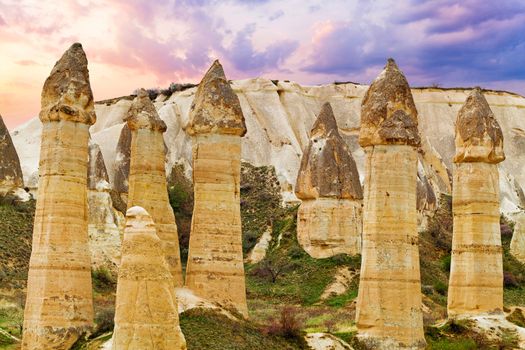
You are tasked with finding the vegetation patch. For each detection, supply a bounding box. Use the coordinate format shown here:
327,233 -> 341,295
0,197 -> 35,291
246,206 -> 361,306
168,164 -> 194,266
240,162 -> 283,256
180,308 -> 307,350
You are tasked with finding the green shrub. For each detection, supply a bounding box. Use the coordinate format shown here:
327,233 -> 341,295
92,267 -> 116,293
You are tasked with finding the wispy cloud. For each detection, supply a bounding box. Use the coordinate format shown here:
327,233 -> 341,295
0,0 -> 523,128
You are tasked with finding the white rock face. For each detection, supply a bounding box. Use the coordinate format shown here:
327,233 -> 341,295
10,80 -> 525,215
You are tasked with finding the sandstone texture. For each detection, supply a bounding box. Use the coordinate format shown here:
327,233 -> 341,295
296,102 -> 362,258
88,141 -> 123,269
22,43 -> 95,349
126,89 -> 183,286
112,206 -> 186,350
0,114 -> 24,195
447,89 -> 505,317
12,79 -> 525,216
185,61 -> 248,316
355,59 -> 425,349
510,213 -> 525,263
113,123 -> 131,200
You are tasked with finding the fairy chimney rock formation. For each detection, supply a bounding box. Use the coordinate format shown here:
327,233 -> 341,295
22,43 -> 95,349
87,141 -> 123,270
355,59 -> 425,349
510,213 -> 525,264
113,123 -> 131,199
447,88 -> 505,317
184,60 -> 248,316
112,206 -> 187,350
295,102 -> 363,258
0,114 -> 24,195
125,89 -> 183,286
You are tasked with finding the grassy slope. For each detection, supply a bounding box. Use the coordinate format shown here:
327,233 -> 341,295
180,308 -> 305,350
1,165 -> 524,349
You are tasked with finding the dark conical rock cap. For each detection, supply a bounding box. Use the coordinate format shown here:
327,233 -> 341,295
113,124 -> 132,194
88,141 -> 110,190
125,88 -> 166,132
295,102 -> 363,200
310,102 -> 339,139
186,60 -> 247,136
0,114 -> 24,192
454,87 -> 505,164
359,58 -> 420,147
40,43 -> 96,125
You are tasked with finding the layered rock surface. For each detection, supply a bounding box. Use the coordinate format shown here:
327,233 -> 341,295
447,89 -> 505,317
184,61 -> 248,316
355,59 -> 425,349
22,43 -> 95,349
510,213 -> 525,263
112,206 -> 186,350
0,114 -> 24,195
11,77 -> 525,216
126,89 -> 183,286
295,102 -> 363,258
87,141 -> 123,269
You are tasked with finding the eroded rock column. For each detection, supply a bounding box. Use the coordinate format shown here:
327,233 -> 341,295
112,206 -> 187,350
184,60 -> 248,316
22,43 -> 95,349
355,59 -> 425,349
88,141 -> 123,270
447,88 -> 505,317
126,89 -> 183,286
0,113 -> 24,195
295,102 -> 363,258
510,213 -> 525,264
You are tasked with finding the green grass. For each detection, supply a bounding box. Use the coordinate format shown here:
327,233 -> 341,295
180,308 -> 307,350
246,206 -> 361,306
426,338 -> 477,350
0,198 -> 35,290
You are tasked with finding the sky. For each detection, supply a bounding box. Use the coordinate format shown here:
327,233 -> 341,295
1,0 -> 524,128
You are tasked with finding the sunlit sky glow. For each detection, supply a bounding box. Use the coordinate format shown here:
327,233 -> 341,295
1,0 -> 524,128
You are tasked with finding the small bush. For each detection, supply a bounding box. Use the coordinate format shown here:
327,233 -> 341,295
434,281 -> 448,296
263,306 -> 303,339
93,306 -> 115,337
440,254 -> 451,273
504,271 -> 519,288
92,267 -> 117,293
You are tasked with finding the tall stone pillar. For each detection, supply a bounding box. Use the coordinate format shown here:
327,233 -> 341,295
447,88 -> 505,317
184,60 -> 248,316
22,43 -> 95,349
112,206 -> 187,350
355,59 -> 425,349
295,102 -> 363,258
126,89 -> 183,286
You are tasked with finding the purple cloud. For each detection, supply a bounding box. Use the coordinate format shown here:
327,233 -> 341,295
302,1 -> 525,91
225,24 -> 298,73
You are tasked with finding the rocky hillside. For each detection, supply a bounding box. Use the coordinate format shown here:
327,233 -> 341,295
10,80 -> 525,220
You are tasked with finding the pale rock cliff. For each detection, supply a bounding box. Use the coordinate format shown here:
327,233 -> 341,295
112,206 -> 186,350
126,89 -> 184,286
11,78 -> 525,217
22,43 -> 95,349
184,61 -> 248,316
447,88 -> 505,317
295,102 -> 363,258
355,59 -> 425,349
